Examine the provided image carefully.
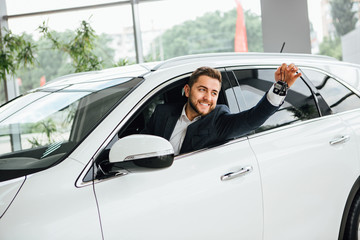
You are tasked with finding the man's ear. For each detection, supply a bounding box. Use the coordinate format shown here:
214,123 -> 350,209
184,84 -> 190,98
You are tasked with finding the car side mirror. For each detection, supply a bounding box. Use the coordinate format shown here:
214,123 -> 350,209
109,134 -> 174,168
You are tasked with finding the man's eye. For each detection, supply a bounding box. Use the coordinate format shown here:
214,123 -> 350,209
212,92 -> 217,96
199,88 -> 205,92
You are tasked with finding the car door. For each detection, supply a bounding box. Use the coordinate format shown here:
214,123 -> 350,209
231,66 -> 360,239
92,72 -> 264,240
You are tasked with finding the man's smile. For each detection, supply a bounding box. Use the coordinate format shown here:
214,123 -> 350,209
200,102 -> 210,106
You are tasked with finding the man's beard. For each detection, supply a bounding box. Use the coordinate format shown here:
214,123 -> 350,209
188,98 -> 201,115
187,96 -> 213,117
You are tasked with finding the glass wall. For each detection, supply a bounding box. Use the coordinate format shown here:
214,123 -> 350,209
138,0 -> 262,61
2,0 -> 359,105
7,1 -> 135,62
3,0 -> 135,101
5,0 -> 126,14
307,0 -> 360,61
1,0 -> 263,102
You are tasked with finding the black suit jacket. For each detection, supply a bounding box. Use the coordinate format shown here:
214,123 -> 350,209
142,94 -> 279,154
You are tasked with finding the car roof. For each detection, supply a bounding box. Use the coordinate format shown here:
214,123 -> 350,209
39,52 -> 353,91
151,52 -> 339,71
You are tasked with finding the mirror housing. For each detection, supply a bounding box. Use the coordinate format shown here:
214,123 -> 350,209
109,134 -> 174,168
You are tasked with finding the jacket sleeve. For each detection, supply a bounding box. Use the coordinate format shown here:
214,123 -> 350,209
216,93 -> 279,140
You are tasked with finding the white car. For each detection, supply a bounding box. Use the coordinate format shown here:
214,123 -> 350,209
1,53 -> 360,240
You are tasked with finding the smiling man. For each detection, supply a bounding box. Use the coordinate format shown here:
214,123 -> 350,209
143,64 -> 301,155
184,68 -> 221,120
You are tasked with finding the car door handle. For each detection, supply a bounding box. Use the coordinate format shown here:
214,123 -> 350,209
221,166 -> 253,181
329,135 -> 350,145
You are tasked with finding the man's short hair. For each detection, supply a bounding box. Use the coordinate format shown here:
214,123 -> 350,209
188,67 -> 222,87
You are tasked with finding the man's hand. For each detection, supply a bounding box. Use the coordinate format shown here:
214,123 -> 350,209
275,63 -> 302,87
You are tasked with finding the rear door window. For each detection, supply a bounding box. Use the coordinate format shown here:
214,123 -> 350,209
230,68 -> 320,133
302,69 -> 360,114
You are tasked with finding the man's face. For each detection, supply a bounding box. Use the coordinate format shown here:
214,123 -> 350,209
184,75 -> 221,120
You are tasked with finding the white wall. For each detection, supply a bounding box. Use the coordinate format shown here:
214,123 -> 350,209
260,0 -> 312,53
342,27 -> 360,65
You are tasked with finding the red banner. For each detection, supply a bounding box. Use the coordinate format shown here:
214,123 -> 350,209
40,76 -> 46,86
234,0 -> 248,52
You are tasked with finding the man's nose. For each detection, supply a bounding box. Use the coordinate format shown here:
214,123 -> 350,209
203,91 -> 212,100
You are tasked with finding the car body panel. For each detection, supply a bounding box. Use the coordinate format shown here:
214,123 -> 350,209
0,176 -> 25,218
0,158 -> 102,239
95,139 -> 263,240
248,114 -> 360,239
338,109 -> 360,161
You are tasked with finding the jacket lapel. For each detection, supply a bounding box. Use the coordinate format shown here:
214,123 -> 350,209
163,106 -> 182,140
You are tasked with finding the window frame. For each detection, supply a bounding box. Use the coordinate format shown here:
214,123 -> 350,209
224,65 -> 323,134
300,66 -> 360,116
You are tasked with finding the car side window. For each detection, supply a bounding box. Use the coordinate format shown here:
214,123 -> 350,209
232,68 -> 320,133
118,71 -> 238,139
303,69 -> 360,114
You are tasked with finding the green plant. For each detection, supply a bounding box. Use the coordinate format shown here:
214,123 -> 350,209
0,28 -> 37,102
147,9 -> 263,60
113,57 -> 133,67
319,36 -> 342,60
39,20 -> 102,73
27,118 -> 57,148
330,0 -> 358,37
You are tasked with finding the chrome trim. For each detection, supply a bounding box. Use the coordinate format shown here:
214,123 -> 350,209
246,115 -> 329,140
123,149 -> 174,161
246,108 -> 360,141
175,136 -> 248,159
221,166 -> 253,181
75,158 -> 95,188
330,135 -> 350,145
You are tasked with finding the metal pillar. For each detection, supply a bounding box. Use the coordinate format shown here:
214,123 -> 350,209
0,0 -> 18,101
260,0 -> 312,53
131,0 -> 144,63
0,0 -> 8,29
1,0 -> 22,151
0,0 -> 10,102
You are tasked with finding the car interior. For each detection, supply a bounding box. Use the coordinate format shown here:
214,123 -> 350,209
118,76 -> 228,138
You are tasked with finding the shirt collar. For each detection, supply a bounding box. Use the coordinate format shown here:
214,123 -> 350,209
181,104 -> 201,122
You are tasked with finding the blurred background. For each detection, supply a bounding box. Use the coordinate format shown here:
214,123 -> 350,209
0,0 -> 359,104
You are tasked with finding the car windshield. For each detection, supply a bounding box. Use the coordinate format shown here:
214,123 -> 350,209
0,77 -> 143,181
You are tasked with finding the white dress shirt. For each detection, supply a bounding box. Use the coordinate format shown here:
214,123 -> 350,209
169,105 -> 201,155
169,84 -> 285,155
266,84 -> 286,106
